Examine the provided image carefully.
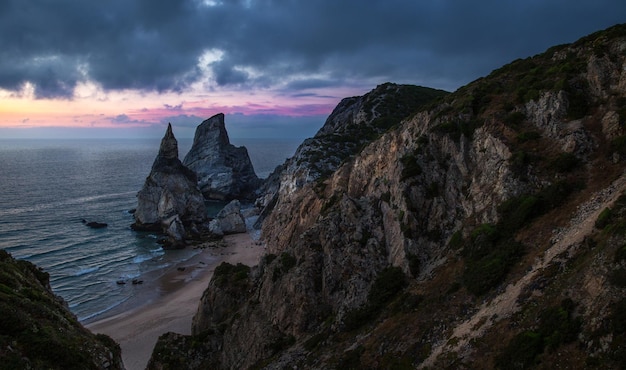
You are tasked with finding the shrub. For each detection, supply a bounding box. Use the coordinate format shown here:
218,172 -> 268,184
448,230 -> 463,250
596,207 -> 613,229
610,135 -> 626,156
336,345 -> 364,370
496,299 -> 581,368
407,254 -> 421,277
538,299 -> 581,350
550,152 -> 580,173
400,154 -> 422,181
516,131 -> 541,143
279,252 -> 297,271
272,252 -> 297,282
505,111 -> 526,126
463,239 -> 524,296
611,298 -> 626,333
615,245 -> 626,262
463,223 -> 500,259
425,182 -> 440,199
510,150 -> 532,175
368,266 -> 408,308
609,268 -> 626,287
496,331 -> 543,369
213,262 -> 250,287
269,334 -> 296,354
343,267 -> 407,331
565,87 -> 589,120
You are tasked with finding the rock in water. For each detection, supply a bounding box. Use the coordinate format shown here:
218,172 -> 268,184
183,113 -> 261,201
133,123 -> 207,247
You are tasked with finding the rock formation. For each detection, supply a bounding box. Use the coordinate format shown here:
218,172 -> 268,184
183,113 -> 261,201
0,250 -> 124,369
149,24 -> 626,369
132,123 -> 207,248
208,200 -> 247,236
254,83 -> 448,225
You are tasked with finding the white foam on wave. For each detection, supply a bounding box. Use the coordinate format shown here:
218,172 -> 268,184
74,266 -> 100,276
133,254 -> 153,264
150,246 -> 164,255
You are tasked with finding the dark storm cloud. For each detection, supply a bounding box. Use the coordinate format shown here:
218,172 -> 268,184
1,0 -> 625,98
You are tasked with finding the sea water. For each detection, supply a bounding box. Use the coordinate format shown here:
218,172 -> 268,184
0,137 -> 300,321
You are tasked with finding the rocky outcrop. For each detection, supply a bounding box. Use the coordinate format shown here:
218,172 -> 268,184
132,123 -> 207,248
0,250 -> 124,369
149,24 -> 626,369
183,114 -> 261,201
254,83 -> 448,223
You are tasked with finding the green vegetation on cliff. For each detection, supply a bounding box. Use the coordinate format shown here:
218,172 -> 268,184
0,250 -> 123,370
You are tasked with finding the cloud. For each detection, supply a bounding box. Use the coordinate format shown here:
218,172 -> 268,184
1,0 -> 625,99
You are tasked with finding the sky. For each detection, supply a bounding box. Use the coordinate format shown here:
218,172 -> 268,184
0,1 -> 624,139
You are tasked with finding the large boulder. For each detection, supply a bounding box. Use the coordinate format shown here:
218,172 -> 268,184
209,200 -> 247,235
133,123 -> 207,247
183,114 -> 261,201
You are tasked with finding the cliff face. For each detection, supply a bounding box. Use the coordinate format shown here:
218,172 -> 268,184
0,250 -> 124,369
133,123 -> 208,248
257,84 -> 448,213
183,113 -> 261,201
150,24 -> 626,369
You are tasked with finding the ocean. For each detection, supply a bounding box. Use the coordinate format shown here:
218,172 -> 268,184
0,137 -> 300,322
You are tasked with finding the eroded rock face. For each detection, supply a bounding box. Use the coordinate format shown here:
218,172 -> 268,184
133,123 -> 207,247
183,114 -> 261,201
254,83 -> 449,223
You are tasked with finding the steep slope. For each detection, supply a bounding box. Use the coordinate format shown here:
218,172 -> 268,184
256,83 -> 448,221
149,23 -> 626,369
0,250 -> 124,369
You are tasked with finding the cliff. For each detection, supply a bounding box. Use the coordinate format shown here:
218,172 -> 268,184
0,250 -> 124,369
132,123 -> 208,248
255,83 -> 448,223
150,23 -> 626,369
183,113 -> 261,201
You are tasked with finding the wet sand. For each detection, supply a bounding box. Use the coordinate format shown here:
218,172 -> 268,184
86,233 -> 264,370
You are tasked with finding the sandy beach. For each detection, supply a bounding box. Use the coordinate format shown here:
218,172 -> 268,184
86,232 -> 264,370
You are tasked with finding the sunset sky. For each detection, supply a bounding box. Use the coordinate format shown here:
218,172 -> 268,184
1,0 -> 625,139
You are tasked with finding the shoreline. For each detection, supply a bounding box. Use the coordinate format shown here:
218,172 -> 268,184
86,232 -> 265,370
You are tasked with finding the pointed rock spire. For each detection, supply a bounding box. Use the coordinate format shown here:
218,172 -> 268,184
133,124 -> 208,248
159,123 -> 179,160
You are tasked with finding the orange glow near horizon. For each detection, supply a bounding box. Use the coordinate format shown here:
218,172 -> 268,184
0,83 -> 349,134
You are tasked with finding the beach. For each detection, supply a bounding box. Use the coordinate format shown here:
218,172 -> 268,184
86,232 -> 264,370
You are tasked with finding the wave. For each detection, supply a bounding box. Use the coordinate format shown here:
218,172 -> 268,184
73,266 -> 99,276
77,297 -> 130,322
150,246 -> 164,255
0,191 -> 136,218
132,254 -> 153,264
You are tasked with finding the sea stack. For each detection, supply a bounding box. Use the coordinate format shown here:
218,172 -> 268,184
132,123 -> 207,248
183,113 -> 261,201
